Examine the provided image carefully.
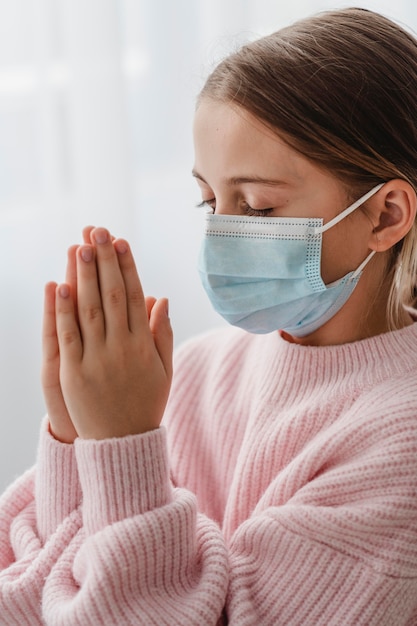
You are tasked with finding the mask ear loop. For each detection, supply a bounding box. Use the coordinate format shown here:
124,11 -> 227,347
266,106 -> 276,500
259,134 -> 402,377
350,249 -> 376,279
313,183 -> 385,235
313,182 -> 385,281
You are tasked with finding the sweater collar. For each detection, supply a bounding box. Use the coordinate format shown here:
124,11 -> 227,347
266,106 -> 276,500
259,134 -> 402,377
261,320 -> 417,388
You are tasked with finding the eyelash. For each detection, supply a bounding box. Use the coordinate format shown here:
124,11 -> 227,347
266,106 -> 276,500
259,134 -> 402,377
196,199 -> 274,217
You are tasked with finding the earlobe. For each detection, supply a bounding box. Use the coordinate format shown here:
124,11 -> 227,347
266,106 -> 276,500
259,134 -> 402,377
368,181 -> 417,251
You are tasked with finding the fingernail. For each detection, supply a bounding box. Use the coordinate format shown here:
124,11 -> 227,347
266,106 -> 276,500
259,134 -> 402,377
94,228 -> 109,244
115,239 -> 128,254
80,245 -> 93,262
58,284 -> 70,298
165,299 -> 169,317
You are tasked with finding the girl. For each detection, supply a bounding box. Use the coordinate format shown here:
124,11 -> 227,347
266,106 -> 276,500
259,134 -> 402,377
1,6 -> 417,625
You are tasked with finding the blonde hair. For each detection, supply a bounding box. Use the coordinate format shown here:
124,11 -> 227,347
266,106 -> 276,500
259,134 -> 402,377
199,7 -> 417,328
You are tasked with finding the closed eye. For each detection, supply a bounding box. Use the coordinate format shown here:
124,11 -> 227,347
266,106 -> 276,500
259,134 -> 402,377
243,203 -> 274,217
196,199 -> 274,217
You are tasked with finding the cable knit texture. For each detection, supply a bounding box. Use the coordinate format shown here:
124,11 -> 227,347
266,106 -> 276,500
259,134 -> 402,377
1,323 -> 417,624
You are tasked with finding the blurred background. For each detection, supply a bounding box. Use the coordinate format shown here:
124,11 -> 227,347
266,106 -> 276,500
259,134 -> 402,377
1,0 -> 416,490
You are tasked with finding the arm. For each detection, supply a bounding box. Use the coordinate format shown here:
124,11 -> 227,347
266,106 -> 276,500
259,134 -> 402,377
0,228 -> 228,625
38,228 -> 227,624
41,428 -> 228,625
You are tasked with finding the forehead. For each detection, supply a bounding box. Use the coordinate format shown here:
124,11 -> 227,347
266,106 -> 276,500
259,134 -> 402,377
192,100 -> 311,184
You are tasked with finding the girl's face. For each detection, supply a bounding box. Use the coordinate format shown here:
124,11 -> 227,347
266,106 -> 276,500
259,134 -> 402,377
192,99 -> 374,286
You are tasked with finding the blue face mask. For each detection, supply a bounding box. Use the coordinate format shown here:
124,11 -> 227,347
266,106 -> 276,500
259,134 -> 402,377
198,184 -> 384,336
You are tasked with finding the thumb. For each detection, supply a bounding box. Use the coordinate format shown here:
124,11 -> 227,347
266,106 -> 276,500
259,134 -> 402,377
149,298 -> 173,380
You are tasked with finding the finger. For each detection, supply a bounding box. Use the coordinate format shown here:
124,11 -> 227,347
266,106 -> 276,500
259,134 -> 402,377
42,281 -> 59,369
76,244 -> 105,343
90,228 -> 136,336
83,225 -> 116,244
65,245 -> 79,286
55,283 -> 83,362
65,245 -> 79,315
42,282 -> 78,443
149,298 -> 173,380
113,237 -> 149,333
82,226 -> 95,244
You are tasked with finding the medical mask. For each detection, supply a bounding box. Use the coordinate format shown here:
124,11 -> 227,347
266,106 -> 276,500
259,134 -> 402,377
198,183 -> 384,336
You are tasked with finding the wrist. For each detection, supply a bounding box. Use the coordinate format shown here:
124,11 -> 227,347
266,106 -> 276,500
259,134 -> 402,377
48,419 -> 77,444
75,427 -> 172,534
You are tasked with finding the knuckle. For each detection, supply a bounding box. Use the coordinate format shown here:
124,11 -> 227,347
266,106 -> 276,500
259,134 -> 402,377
43,347 -> 59,363
129,287 -> 144,306
107,286 -> 126,307
82,305 -> 103,321
60,329 -> 79,346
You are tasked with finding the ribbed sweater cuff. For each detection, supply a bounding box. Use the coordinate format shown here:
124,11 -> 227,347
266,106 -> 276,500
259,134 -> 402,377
36,417 -> 81,544
75,426 -> 173,536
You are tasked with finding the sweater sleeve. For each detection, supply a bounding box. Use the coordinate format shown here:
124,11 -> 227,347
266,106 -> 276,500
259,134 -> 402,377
1,423 -> 228,626
39,426 -> 228,626
0,417 -> 82,625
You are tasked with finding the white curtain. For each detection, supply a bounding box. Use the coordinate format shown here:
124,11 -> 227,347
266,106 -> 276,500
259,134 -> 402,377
1,0 -> 416,489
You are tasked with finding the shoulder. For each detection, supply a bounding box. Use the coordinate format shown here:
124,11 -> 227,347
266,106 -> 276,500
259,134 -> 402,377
331,322 -> 417,432
353,360 -> 417,419
328,366 -> 417,474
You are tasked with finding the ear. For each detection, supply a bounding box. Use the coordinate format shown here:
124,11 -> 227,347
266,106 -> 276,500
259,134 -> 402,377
366,179 -> 417,252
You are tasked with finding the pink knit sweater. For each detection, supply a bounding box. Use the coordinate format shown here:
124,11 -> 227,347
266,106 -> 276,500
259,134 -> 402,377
1,323 -> 417,625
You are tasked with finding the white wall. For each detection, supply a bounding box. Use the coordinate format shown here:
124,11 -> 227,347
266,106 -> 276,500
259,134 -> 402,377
1,0 -> 416,491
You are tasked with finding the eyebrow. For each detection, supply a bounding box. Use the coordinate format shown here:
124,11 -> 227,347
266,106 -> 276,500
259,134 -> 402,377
191,170 -> 289,187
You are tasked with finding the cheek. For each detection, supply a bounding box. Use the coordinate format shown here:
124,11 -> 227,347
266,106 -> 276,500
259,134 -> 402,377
320,222 -> 370,283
